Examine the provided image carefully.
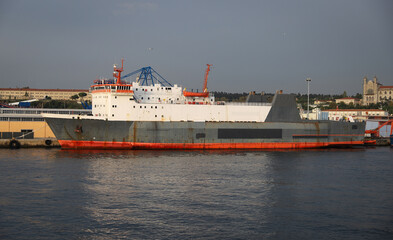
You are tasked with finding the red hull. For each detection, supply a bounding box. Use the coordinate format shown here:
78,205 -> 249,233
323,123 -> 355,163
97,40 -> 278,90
58,140 -> 365,150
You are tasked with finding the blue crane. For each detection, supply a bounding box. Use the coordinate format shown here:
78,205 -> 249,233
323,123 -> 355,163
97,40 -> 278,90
121,66 -> 173,87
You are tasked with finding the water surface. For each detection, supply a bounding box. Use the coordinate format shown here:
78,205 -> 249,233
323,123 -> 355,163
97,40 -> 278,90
1,148 -> 392,239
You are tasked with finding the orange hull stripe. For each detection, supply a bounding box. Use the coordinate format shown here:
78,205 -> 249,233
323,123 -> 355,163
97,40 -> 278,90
58,140 -> 365,150
292,134 -> 364,137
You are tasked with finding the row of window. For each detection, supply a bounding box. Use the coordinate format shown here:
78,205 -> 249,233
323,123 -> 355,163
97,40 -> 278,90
110,113 -> 164,118
118,86 -> 131,90
133,105 -> 164,109
0,109 -> 89,114
91,86 -> 131,91
0,92 -> 86,95
380,96 -> 392,100
135,87 -> 172,92
0,117 -> 44,121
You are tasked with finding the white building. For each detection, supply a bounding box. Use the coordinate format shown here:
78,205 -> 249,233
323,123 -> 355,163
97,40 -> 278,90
322,109 -> 389,121
335,97 -> 360,105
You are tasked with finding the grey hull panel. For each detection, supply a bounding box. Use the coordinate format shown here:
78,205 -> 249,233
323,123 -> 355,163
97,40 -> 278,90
45,117 -> 366,149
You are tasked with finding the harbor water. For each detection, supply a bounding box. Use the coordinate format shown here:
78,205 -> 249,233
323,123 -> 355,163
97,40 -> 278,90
1,147 -> 392,239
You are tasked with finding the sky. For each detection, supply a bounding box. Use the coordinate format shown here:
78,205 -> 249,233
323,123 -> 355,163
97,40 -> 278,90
0,0 -> 392,95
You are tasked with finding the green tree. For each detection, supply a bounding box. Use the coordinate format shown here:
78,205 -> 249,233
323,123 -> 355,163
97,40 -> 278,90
328,102 -> 337,109
70,94 -> 79,100
338,102 -> 347,109
78,92 -> 87,99
353,93 -> 362,99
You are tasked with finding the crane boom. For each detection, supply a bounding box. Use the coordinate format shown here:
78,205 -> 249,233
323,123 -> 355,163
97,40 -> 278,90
203,64 -> 212,92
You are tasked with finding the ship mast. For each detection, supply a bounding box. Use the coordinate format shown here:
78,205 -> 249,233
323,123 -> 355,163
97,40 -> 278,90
113,59 -> 124,84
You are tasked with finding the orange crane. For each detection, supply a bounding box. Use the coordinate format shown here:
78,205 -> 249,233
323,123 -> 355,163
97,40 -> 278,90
365,119 -> 393,138
183,64 -> 212,98
203,64 -> 212,92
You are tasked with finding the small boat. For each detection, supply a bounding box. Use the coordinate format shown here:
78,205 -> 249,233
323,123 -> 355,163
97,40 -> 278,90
364,139 -> 377,146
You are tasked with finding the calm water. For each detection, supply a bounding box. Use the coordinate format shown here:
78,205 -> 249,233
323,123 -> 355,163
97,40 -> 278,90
0,147 -> 392,240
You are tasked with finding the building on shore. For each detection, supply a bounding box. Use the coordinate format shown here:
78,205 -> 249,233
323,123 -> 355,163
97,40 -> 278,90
0,108 -> 91,139
313,100 -> 332,106
335,97 -> 360,105
300,108 -> 328,120
322,109 -> 389,121
0,88 -> 91,101
362,76 -> 393,105
300,108 -> 389,121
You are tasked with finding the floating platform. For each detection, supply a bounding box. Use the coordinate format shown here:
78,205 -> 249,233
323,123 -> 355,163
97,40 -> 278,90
363,137 -> 391,146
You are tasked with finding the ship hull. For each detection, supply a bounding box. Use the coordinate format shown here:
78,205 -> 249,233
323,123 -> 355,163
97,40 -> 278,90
45,117 -> 366,149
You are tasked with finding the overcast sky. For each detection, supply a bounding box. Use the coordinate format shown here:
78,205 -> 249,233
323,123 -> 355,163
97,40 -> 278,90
0,0 -> 392,95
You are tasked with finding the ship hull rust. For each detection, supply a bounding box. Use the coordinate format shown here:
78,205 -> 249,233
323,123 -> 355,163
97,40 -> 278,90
45,117 -> 366,149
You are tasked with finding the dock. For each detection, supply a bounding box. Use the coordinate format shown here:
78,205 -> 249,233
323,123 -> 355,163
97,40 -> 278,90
0,138 -> 60,149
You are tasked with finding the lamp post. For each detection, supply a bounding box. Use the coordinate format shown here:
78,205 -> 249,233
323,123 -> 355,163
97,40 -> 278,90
306,78 -> 311,119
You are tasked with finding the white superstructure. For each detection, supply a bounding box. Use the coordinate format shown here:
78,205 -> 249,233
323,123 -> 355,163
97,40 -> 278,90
90,81 -> 272,123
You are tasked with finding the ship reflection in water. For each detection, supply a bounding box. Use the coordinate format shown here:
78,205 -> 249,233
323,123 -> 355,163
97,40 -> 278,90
0,148 -> 392,239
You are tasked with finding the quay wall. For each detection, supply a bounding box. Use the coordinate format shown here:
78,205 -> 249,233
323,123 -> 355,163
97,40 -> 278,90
0,138 -> 60,148
0,121 -> 55,138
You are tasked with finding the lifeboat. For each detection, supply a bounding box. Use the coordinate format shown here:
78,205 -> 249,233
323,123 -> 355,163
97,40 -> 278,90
183,91 -> 209,98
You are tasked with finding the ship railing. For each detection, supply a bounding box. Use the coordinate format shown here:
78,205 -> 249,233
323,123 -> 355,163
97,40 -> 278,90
0,108 -> 91,115
215,102 -> 272,106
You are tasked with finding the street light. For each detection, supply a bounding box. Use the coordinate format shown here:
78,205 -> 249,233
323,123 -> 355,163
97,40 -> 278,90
306,78 -> 311,119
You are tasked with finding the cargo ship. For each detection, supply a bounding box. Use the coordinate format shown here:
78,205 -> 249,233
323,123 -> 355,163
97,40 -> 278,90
43,61 -> 366,149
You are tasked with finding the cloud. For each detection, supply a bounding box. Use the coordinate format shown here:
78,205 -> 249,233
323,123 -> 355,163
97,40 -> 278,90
113,1 -> 158,16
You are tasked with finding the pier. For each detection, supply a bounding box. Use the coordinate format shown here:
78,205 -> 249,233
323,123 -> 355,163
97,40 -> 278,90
0,138 -> 60,149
